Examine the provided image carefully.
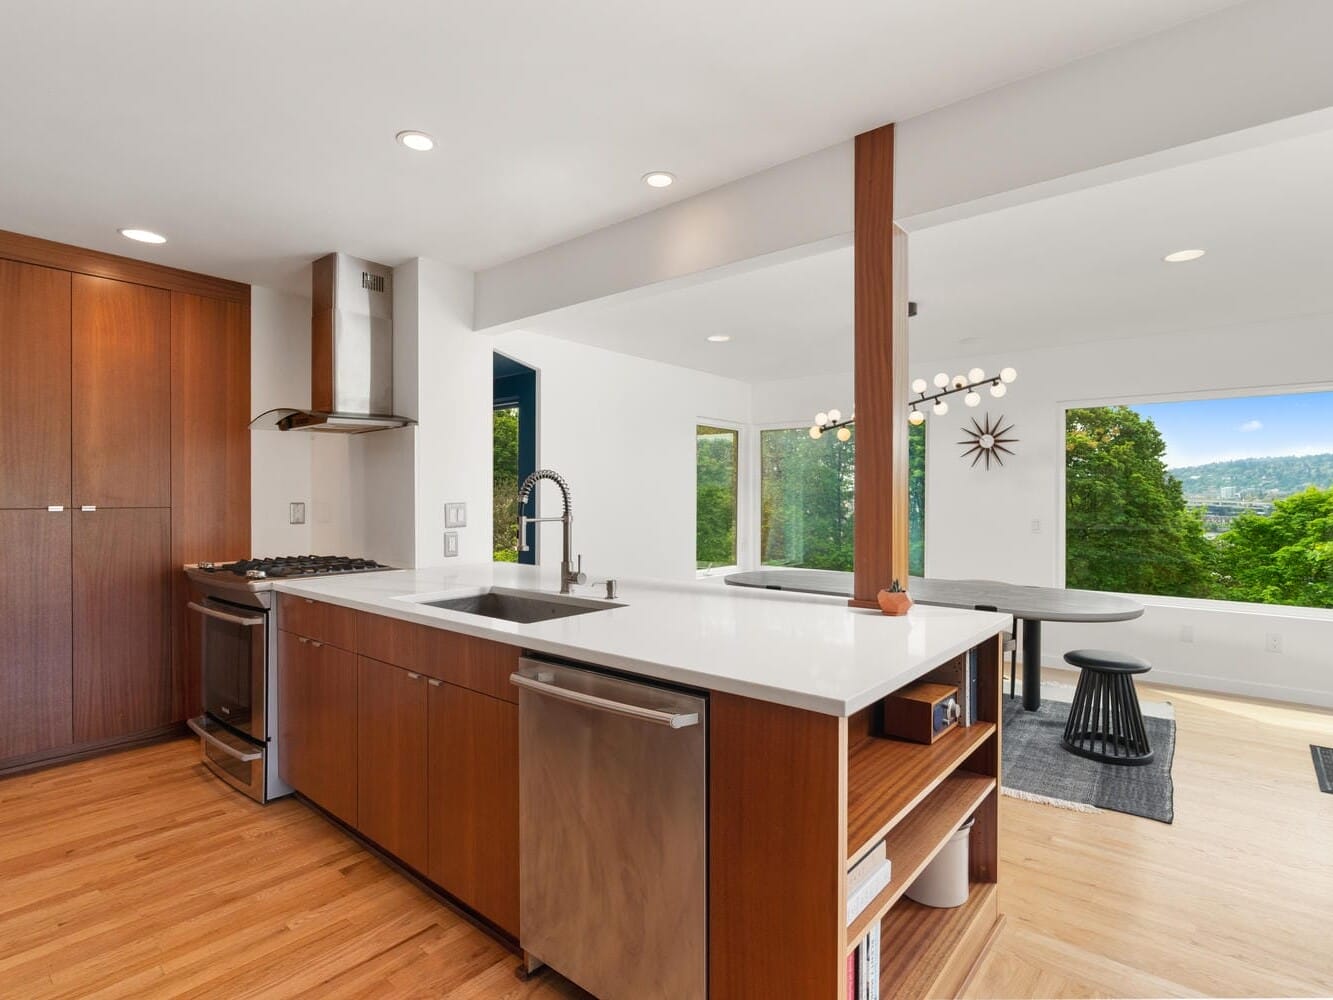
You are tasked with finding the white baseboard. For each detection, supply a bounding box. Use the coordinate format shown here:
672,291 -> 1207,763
1036,653 -> 1333,710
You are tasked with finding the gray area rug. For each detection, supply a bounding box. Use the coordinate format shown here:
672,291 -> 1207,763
1001,694 -> 1177,824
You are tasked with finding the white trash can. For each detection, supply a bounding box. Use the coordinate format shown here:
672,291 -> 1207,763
905,816 -> 974,908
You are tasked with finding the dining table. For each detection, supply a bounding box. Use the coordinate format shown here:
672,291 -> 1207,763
723,570 -> 1145,710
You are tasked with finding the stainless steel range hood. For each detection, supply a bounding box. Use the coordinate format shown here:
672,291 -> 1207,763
250,253 -> 416,434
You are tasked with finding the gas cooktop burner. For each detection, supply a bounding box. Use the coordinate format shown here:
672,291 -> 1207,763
198,555 -> 390,579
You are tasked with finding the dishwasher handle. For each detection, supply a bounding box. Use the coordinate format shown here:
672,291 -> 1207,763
509,671 -> 700,729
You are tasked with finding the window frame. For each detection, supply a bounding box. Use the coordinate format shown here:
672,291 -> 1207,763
695,418 -> 751,579
1058,381 -> 1333,619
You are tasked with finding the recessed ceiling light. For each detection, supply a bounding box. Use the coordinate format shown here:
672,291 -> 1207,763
396,130 -> 435,152
119,228 -> 166,244
643,171 -> 675,188
706,334 -> 731,343
1163,248 -> 1206,263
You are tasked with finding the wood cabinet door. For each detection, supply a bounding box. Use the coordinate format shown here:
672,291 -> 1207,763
72,507 -> 171,743
428,682 -> 521,937
0,260 -> 71,509
71,274 -> 170,508
277,632 -> 359,826
0,509 -> 73,760
358,656 -> 429,873
170,291 -> 250,720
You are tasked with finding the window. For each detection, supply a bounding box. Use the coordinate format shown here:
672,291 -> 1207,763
759,423 -> 926,576
696,425 -> 739,570
493,406 -> 520,561
1066,391 -> 1333,609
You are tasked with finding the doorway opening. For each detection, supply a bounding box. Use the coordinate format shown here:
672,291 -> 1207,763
493,354 -> 537,564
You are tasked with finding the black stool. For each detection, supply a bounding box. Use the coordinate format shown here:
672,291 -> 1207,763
1061,649 -> 1154,766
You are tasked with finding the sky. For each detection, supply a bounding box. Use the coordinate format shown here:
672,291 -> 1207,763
1130,391 -> 1333,468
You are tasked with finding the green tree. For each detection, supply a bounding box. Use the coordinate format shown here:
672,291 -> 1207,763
696,426 -> 738,568
760,427 -> 856,571
908,422 -> 925,577
1066,406 -> 1213,597
493,407 -> 519,561
1214,487 -> 1333,607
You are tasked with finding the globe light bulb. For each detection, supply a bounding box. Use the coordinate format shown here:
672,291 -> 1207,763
964,390 -> 981,407
968,367 -> 985,383
933,400 -> 948,416
908,409 -> 925,426
990,382 -> 1007,398
911,378 -> 927,394
933,372 -> 949,389
828,408 -> 841,423
836,426 -> 851,442
809,426 -> 823,439
952,374 -> 968,389
1000,367 -> 1017,384
815,412 -> 828,426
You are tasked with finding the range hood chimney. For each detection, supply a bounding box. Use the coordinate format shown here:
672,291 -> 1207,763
250,253 -> 416,434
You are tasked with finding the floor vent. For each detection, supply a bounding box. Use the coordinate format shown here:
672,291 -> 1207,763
1312,745 -> 1333,794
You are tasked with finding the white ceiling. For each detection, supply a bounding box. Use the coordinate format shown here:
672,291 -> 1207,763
519,126 -> 1333,382
0,0 -> 1241,292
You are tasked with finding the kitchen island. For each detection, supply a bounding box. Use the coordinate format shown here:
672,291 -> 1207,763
273,564 -> 1008,999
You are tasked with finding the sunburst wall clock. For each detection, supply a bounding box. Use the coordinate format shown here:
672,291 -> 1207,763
959,413 -> 1017,470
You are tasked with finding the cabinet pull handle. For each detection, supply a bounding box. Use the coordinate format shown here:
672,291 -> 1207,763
297,636 -> 309,644
310,640 -> 323,648
47,505 -> 65,512
427,679 -> 442,687
304,598 -> 314,604
407,672 -> 421,680
80,505 -> 96,512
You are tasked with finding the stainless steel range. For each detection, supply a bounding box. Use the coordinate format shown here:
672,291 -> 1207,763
184,555 -> 391,802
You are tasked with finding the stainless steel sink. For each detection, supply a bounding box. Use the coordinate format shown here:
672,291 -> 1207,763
422,587 -> 622,624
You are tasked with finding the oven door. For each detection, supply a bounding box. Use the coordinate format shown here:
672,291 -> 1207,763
190,597 -> 267,742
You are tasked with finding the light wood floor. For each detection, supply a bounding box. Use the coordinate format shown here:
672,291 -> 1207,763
966,670 -> 1333,999
1,677 -> 1330,999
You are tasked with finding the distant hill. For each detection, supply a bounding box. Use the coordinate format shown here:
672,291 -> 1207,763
1169,453 -> 1333,497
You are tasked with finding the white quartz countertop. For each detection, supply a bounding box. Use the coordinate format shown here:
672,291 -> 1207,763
274,564 -> 1008,717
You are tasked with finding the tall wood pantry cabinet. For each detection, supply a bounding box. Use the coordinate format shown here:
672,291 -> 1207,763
0,230 -> 251,773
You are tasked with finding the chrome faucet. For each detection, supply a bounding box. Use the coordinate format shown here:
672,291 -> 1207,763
518,469 -> 587,594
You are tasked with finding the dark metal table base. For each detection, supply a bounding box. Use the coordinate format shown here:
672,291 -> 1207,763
1021,618 -> 1041,711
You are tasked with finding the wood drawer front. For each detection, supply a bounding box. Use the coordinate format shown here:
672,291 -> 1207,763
278,594 -> 357,650
356,612 -> 520,704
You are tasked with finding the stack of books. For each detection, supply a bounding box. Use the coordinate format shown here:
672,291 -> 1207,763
846,841 -> 891,923
846,841 -> 890,999
846,920 -> 881,1000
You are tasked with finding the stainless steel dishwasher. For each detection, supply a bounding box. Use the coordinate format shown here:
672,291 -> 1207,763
512,658 -> 707,1000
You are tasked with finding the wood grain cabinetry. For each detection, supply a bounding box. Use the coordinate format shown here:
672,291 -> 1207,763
0,229 -> 251,776
428,681 -> 520,937
0,260 -> 71,509
71,274 -> 171,509
0,510 -> 73,759
357,656 -> 430,873
72,508 -> 172,743
277,631 -> 359,826
279,594 -> 358,651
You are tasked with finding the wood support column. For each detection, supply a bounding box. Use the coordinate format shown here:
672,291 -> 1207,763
851,123 -> 910,607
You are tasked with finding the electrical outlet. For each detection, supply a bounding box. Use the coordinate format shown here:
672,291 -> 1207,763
1179,625 -> 1194,643
444,531 -> 459,558
288,502 -> 306,525
445,502 -> 467,528
1030,519 -> 1042,534
1265,632 -> 1282,654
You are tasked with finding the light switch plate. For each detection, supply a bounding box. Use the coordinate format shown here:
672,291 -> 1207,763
445,502 -> 467,528
444,532 -> 459,558
289,502 -> 307,525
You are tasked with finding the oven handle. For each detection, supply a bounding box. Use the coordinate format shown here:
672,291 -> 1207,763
188,601 -> 265,627
187,716 -> 263,762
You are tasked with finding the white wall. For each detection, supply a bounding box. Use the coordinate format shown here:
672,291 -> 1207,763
915,313 -> 1333,708
490,330 -> 752,581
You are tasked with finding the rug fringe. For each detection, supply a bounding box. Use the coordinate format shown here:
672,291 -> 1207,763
1001,785 -> 1103,813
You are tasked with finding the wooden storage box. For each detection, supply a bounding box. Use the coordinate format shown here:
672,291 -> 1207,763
883,682 -> 960,744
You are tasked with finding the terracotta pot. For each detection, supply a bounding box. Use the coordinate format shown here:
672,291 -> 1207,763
877,589 -> 913,616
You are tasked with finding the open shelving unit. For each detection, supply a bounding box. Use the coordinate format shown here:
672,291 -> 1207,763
843,639 -> 1003,999
707,632 -> 1005,999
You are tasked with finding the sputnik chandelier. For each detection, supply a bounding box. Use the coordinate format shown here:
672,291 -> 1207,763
808,366 -> 1017,438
